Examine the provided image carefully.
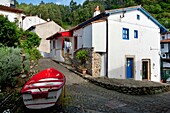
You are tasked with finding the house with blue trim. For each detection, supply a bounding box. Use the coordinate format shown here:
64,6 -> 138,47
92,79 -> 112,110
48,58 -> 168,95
48,5 -> 168,82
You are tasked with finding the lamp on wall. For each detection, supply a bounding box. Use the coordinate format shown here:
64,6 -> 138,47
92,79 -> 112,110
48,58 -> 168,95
120,10 -> 126,18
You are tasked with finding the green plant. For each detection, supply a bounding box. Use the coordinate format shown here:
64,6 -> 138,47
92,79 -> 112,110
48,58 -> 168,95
19,30 -> 42,60
0,47 -> 22,89
0,15 -> 20,47
76,49 -> 88,68
24,48 -> 42,60
23,53 -> 30,72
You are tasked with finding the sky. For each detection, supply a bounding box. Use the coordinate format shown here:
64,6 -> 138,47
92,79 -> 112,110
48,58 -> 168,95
17,0 -> 85,6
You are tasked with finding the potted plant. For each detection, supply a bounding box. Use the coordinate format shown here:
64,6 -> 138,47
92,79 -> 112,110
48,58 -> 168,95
76,49 -> 88,74
161,71 -> 170,83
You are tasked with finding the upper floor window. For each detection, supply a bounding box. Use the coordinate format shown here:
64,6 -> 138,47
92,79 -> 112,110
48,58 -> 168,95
134,30 -> 138,39
122,28 -> 129,40
161,44 -> 164,49
137,14 -> 140,20
162,35 -> 165,40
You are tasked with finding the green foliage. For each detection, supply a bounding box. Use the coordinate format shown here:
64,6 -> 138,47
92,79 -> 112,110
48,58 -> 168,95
23,53 -> 30,72
0,15 -> 20,47
76,49 -> 88,66
19,29 -> 42,60
0,47 -> 22,88
20,30 -> 41,49
24,48 -> 42,61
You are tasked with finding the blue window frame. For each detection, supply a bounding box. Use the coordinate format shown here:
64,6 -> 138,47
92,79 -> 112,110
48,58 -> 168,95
137,14 -> 140,20
122,28 -> 129,40
134,30 -> 138,38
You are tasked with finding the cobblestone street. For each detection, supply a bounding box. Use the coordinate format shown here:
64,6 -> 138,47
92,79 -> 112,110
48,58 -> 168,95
37,59 -> 170,113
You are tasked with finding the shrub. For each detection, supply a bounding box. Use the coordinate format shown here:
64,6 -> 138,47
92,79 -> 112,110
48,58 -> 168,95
76,49 -> 88,66
19,30 -> 42,61
0,47 -> 30,89
23,53 -> 30,72
24,48 -> 42,61
0,15 -> 20,47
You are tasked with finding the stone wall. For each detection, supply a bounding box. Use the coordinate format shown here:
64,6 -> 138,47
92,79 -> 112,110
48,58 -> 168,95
72,47 -> 101,77
87,77 -> 170,95
92,52 -> 101,77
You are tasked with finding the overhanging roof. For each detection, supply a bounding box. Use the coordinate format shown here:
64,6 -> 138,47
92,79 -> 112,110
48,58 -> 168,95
161,39 -> 170,43
70,5 -> 168,34
106,5 -> 168,34
0,5 -> 23,13
47,5 -> 168,41
46,31 -> 73,40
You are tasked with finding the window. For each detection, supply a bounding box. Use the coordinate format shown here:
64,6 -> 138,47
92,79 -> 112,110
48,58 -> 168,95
162,35 -> 165,40
161,44 -> 164,49
122,28 -> 129,40
134,30 -> 138,38
137,14 -> 140,20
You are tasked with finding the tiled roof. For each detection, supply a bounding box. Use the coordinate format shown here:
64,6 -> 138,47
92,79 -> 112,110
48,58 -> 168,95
161,39 -> 170,43
0,5 -> 23,13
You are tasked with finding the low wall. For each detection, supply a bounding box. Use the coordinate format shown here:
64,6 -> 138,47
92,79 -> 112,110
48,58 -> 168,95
87,77 -> 170,95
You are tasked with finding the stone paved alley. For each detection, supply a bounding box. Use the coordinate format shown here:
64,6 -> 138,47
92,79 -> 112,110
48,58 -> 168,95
23,58 -> 170,113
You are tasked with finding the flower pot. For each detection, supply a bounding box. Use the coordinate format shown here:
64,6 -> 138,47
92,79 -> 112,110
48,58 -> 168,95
82,69 -> 87,74
78,68 -> 87,74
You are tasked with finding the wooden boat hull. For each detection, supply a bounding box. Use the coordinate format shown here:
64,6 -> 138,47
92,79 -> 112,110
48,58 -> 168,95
21,68 -> 65,109
23,88 -> 62,109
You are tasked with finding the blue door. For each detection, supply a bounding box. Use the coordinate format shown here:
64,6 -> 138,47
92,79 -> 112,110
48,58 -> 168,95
126,58 -> 133,78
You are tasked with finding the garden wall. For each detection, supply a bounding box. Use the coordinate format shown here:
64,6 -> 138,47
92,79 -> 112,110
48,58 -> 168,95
72,47 -> 101,77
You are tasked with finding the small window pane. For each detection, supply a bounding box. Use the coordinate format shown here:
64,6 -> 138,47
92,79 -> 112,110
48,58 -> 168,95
134,30 -> 138,38
161,44 -> 164,49
137,14 -> 140,20
122,28 -> 129,40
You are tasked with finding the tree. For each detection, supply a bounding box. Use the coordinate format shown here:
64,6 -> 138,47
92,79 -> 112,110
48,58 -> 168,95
0,15 -> 20,47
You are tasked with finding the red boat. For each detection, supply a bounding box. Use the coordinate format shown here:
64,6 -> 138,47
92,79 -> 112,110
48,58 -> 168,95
21,68 -> 65,109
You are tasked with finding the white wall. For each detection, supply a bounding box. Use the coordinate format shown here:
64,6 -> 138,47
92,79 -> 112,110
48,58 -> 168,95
161,43 -> 169,53
92,22 -> 106,52
107,10 -> 160,82
0,0 -> 13,7
83,25 -> 92,47
0,10 -> 21,22
23,16 -> 46,30
100,53 -> 106,76
50,38 -> 64,62
163,62 -> 170,68
164,33 -> 170,39
73,25 -> 92,49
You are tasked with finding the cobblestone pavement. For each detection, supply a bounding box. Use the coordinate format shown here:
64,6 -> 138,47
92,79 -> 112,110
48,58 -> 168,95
37,59 -> 170,113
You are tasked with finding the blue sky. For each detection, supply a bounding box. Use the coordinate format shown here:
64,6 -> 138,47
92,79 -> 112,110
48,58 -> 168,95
17,0 -> 85,6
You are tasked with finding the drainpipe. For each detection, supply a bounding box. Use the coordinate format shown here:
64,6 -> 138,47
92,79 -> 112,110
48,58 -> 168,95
106,18 -> 108,77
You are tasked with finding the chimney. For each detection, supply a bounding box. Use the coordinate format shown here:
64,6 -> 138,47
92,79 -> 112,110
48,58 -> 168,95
93,6 -> 100,17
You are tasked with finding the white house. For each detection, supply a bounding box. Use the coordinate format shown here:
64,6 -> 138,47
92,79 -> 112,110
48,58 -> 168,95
48,5 -> 168,82
28,21 -> 64,58
0,5 -> 24,27
160,32 -> 170,73
22,16 -> 47,31
0,0 -> 15,8
46,31 -> 72,61
161,32 -> 170,59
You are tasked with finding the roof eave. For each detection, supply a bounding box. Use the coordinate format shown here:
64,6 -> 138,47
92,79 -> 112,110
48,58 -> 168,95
72,12 -> 109,31
106,5 -> 168,34
138,7 -> 168,34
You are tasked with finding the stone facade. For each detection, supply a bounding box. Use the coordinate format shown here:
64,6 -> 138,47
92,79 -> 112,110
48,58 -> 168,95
72,47 -> 101,77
